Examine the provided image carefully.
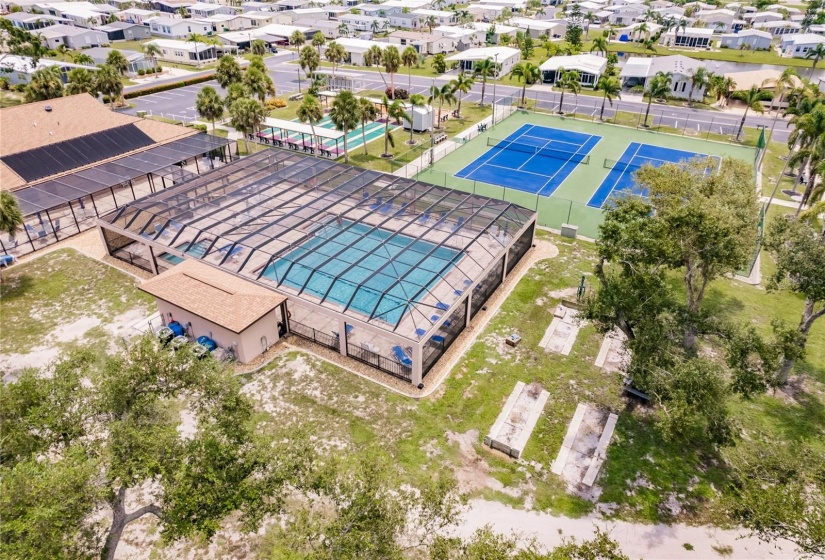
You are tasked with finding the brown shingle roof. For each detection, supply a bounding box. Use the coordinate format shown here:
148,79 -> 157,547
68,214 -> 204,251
0,93 -> 196,192
139,260 -> 287,333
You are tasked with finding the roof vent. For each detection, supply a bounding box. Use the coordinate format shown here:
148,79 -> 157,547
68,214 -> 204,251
45,105 -> 52,112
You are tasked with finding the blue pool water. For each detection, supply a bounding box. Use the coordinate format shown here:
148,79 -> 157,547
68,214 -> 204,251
159,240 -> 210,264
262,221 -> 461,325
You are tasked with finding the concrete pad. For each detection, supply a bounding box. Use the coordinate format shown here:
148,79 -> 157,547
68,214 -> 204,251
582,413 -> 618,487
551,403 -> 587,475
485,381 -> 550,459
594,329 -> 629,373
539,308 -> 584,355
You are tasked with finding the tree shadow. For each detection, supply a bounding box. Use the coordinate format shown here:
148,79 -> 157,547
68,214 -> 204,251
0,274 -> 34,303
702,285 -> 746,317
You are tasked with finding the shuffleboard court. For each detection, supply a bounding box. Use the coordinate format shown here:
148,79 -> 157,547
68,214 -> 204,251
455,124 -> 601,197
587,142 -> 722,208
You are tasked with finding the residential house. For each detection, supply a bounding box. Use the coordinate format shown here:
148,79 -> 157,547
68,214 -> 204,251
150,0 -> 195,14
539,54 -> 606,86
445,46 -> 520,74
339,14 -> 389,33
616,21 -> 663,41
38,23 -> 109,49
0,54 -> 91,85
149,16 -> 211,38
85,46 -> 153,72
388,30 -> 456,54
619,54 -> 707,100
294,18 -> 340,38
241,1 -> 274,12
694,9 -> 743,33
118,8 -> 158,24
94,21 -> 152,40
780,33 -> 825,57
472,21 -> 519,44
509,17 -> 567,39
107,0 -> 148,8
334,36 -> 388,65
188,2 -> 237,17
146,37 -> 217,63
604,3 -> 646,25
743,11 -> 784,25
466,4 -> 503,21
753,20 -> 800,36
411,9 -> 456,26
275,0 -> 310,10
432,24 -> 485,49
35,1 -> 114,28
659,26 -> 713,48
718,28 -> 771,50
2,12 -> 68,30
389,12 -> 423,30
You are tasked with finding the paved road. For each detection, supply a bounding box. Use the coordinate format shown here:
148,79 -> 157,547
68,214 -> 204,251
122,52 -> 791,144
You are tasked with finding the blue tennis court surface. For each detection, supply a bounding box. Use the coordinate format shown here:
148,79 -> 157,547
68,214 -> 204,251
587,142 -> 721,208
455,124 -> 601,197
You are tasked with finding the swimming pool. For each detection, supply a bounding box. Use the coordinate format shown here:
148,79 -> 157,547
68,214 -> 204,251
158,240 -> 210,264
262,221 -> 461,325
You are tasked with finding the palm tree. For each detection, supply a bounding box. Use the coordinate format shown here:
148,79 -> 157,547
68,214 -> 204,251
365,44 -> 383,67
786,104 -> 825,201
378,95 -> 404,157
636,22 -> 649,42
401,45 -> 417,91
642,71 -> 672,127
595,74 -> 621,121
73,52 -> 95,66
106,49 -> 129,76
370,19 -> 380,34
95,64 -> 122,110
674,17 -> 688,45
329,90 -> 360,163
325,41 -> 346,79
338,22 -> 349,38
732,85 -> 769,140
358,97 -> 378,154
55,43 -> 70,61
473,57 -> 495,105
641,37 -> 658,54
298,45 -> 320,92
297,94 -> 323,152
195,86 -> 225,132
290,30 -> 305,49
243,67 -> 275,103
426,14 -> 438,33
590,35 -> 608,57
383,45 -> 400,98
25,66 -> 63,102
247,54 -> 267,74
177,5 -> 188,18
721,76 -> 737,106
555,69 -> 580,114
511,61 -> 539,107
405,93 -> 426,145
250,39 -> 267,56
686,66 -> 708,106
65,67 -> 98,95
0,191 -> 23,278
764,67 -> 798,112
223,82 -> 248,109
805,43 -> 825,79
428,82 -> 455,129
229,97 -> 266,153
187,33 -> 207,67
216,54 -> 243,88
312,31 -> 327,56
142,42 -> 162,76
449,72 -> 474,117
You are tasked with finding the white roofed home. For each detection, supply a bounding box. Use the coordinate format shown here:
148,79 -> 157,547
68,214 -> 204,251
780,33 -> 825,57
146,38 -> 218,65
619,55 -> 707,100
411,9 -> 456,26
509,17 -> 567,39
333,37 -> 388,65
388,30 -> 456,54
149,16 -> 211,38
445,46 -> 520,75
753,20 -> 800,36
539,54 -> 606,87
659,26 -> 713,48
37,24 -> 109,49
695,8 -> 744,33
719,28 -> 772,50
339,13 -> 390,33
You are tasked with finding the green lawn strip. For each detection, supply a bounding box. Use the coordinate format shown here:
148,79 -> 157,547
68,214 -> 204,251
0,249 -> 153,354
761,139 -> 802,202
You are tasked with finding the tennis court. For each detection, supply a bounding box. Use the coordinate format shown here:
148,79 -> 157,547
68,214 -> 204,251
587,142 -> 722,208
455,124 -> 601,197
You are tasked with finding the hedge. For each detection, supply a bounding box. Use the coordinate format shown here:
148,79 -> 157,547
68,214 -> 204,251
125,73 -> 215,99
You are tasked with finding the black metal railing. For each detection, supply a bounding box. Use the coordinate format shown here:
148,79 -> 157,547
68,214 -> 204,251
289,319 -> 341,352
347,345 -> 412,383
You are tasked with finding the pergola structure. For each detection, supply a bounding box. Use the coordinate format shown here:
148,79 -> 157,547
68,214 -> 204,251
255,117 -> 346,158
99,149 -> 536,386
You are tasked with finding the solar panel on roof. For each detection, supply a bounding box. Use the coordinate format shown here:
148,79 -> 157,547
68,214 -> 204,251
1,123 -> 154,182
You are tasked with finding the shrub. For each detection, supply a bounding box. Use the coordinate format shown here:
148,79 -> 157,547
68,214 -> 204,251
137,69 -> 145,75
265,98 -> 287,109
192,123 -> 208,132
124,74 -> 214,99
386,87 -> 408,100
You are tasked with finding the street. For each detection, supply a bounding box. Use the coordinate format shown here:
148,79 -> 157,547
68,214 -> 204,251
122,51 -> 791,145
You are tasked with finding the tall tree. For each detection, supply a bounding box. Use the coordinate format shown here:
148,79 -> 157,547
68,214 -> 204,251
230,97 -> 266,153
357,96 -> 378,155
142,42 -> 162,76
378,94 -> 404,157
65,67 -> 98,96
215,54 -> 243,88
250,38 -> 267,56
0,191 -> 23,262
223,82 -> 248,109
405,93 -> 426,145
0,341 -> 318,560
105,49 -> 128,76
595,74 -> 621,121
328,90 -> 360,163
382,45 -> 401,99
401,45 -> 418,91
449,72 -> 474,117
195,85 -> 225,131
763,204 -> 825,383
473,57 -> 495,105
95,64 -> 123,110
805,42 -> 825,79
187,32 -> 207,67
590,35 -> 608,57
312,30 -> 326,56
24,66 -> 63,102
555,69 -> 581,115
732,85 -> 770,140
290,30 -> 305,49
642,71 -> 672,127
686,66 -> 708,106
73,52 -> 95,66
324,41 -> 346,79
243,67 -> 275,103
428,82 -> 455,129
511,61 -> 539,107
298,45 -> 320,93
297,94 -> 324,152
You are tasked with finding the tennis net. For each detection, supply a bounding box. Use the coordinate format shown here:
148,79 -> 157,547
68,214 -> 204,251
487,137 -> 590,164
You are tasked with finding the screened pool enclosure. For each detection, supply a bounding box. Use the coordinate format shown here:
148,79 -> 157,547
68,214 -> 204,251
99,150 -> 536,386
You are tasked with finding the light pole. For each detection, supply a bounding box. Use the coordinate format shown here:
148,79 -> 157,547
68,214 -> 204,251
491,53 -> 499,127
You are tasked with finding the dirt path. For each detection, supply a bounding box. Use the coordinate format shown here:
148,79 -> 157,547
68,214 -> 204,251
456,499 -> 794,560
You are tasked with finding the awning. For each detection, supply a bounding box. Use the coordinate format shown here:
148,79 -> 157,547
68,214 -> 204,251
262,117 -> 346,140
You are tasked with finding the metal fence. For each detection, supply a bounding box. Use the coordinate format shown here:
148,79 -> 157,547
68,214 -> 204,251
347,344 -> 412,383
289,319 -> 341,352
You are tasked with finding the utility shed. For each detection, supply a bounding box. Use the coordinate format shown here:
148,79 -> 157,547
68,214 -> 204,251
139,259 -> 288,363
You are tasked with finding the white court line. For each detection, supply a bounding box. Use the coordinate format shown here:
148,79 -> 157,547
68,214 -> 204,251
589,142 -> 643,208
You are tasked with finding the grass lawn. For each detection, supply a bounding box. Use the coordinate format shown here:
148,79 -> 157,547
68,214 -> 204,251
761,137 -> 801,202
0,249 -> 154,355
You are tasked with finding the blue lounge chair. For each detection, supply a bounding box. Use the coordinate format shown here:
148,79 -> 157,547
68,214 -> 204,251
392,345 -> 413,367
379,202 -> 393,215
217,242 -> 233,254
436,302 -> 449,311
451,216 -> 465,232
395,202 -> 409,216
53,219 -> 60,232
362,191 -> 370,200
370,196 -> 384,211
431,335 -> 445,344
0,254 -> 14,267
435,211 -> 448,227
25,224 -> 45,239
418,212 -> 431,225
415,328 -> 427,337
227,246 -> 244,261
